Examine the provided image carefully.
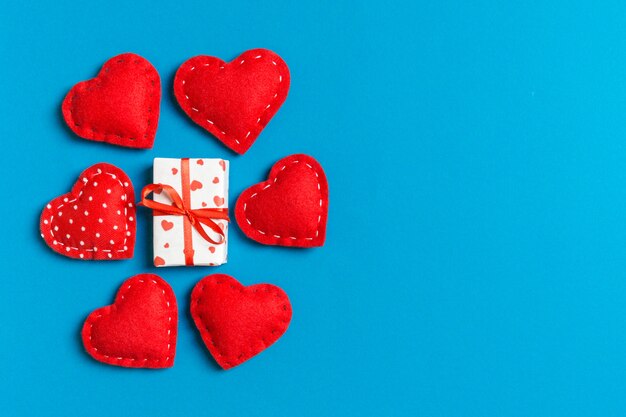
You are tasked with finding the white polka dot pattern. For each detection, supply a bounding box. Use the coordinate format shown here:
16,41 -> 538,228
39,163 -> 136,260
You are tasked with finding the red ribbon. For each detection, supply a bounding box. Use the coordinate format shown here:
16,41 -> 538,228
138,183 -> 229,245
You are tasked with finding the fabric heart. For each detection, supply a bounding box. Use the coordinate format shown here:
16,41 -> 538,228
39,163 -> 136,260
190,274 -> 292,370
173,49 -> 290,154
82,274 -> 177,368
62,53 -> 161,149
235,154 -> 328,247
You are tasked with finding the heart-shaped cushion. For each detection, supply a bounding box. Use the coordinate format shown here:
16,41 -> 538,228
82,274 -> 177,368
62,53 -> 161,149
190,274 -> 292,370
173,49 -> 290,154
39,163 -> 136,260
235,154 -> 328,247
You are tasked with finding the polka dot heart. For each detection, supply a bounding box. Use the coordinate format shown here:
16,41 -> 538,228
39,163 -> 136,260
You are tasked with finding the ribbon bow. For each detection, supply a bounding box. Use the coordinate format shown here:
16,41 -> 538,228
138,184 -> 229,245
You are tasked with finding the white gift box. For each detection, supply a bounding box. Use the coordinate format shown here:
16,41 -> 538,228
151,157 -> 229,267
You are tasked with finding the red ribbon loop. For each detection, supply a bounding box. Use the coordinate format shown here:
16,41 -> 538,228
138,184 -> 229,245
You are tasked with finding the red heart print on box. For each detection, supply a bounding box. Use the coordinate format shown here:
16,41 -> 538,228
190,274 -> 292,370
173,49 -> 290,154
235,154 -> 328,247
39,163 -> 136,260
190,180 -> 203,191
161,220 -> 174,231
62,53 -> 161,149
82,274 -> 177,368
213,196 -> 225,206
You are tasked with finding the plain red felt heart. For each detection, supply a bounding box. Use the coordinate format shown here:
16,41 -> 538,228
235,154 -> 328,247
82,274 -> 177,368
173,49 -> 290,154
62,53 -> 161,149
190,274 -> 292,370
39,163 -> 136,260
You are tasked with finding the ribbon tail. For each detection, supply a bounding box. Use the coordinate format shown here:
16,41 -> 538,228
192,217 -> 226,245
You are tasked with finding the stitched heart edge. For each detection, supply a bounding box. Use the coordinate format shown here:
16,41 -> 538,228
173,48 -> 290,154
81,274 -> 178,368
234,154 -> 328,247
190,274 -> 292,370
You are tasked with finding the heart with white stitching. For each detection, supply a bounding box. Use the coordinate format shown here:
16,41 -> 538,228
190,274 -> 292,370
82,274 -> 177,368
39,163 -> 136,260
62,53 -> 161,149
235,154 -> 328,247
173,48 -> 290,154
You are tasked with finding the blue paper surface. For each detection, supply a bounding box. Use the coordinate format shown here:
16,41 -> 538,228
2,1 -> 626,416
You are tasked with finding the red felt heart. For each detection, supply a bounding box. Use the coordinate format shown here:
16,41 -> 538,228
62,53 -> 161,149
174,49 -> 290,154
190,274 -> 292,370
39,163 -> 136,260
82,274 -> 177,368
161,219 -> 174,231
235,154 -> 328,247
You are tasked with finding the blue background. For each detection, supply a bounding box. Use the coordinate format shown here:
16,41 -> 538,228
2,1 -> 626,415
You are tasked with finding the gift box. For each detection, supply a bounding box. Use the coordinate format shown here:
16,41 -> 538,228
141,158 -> 229,267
